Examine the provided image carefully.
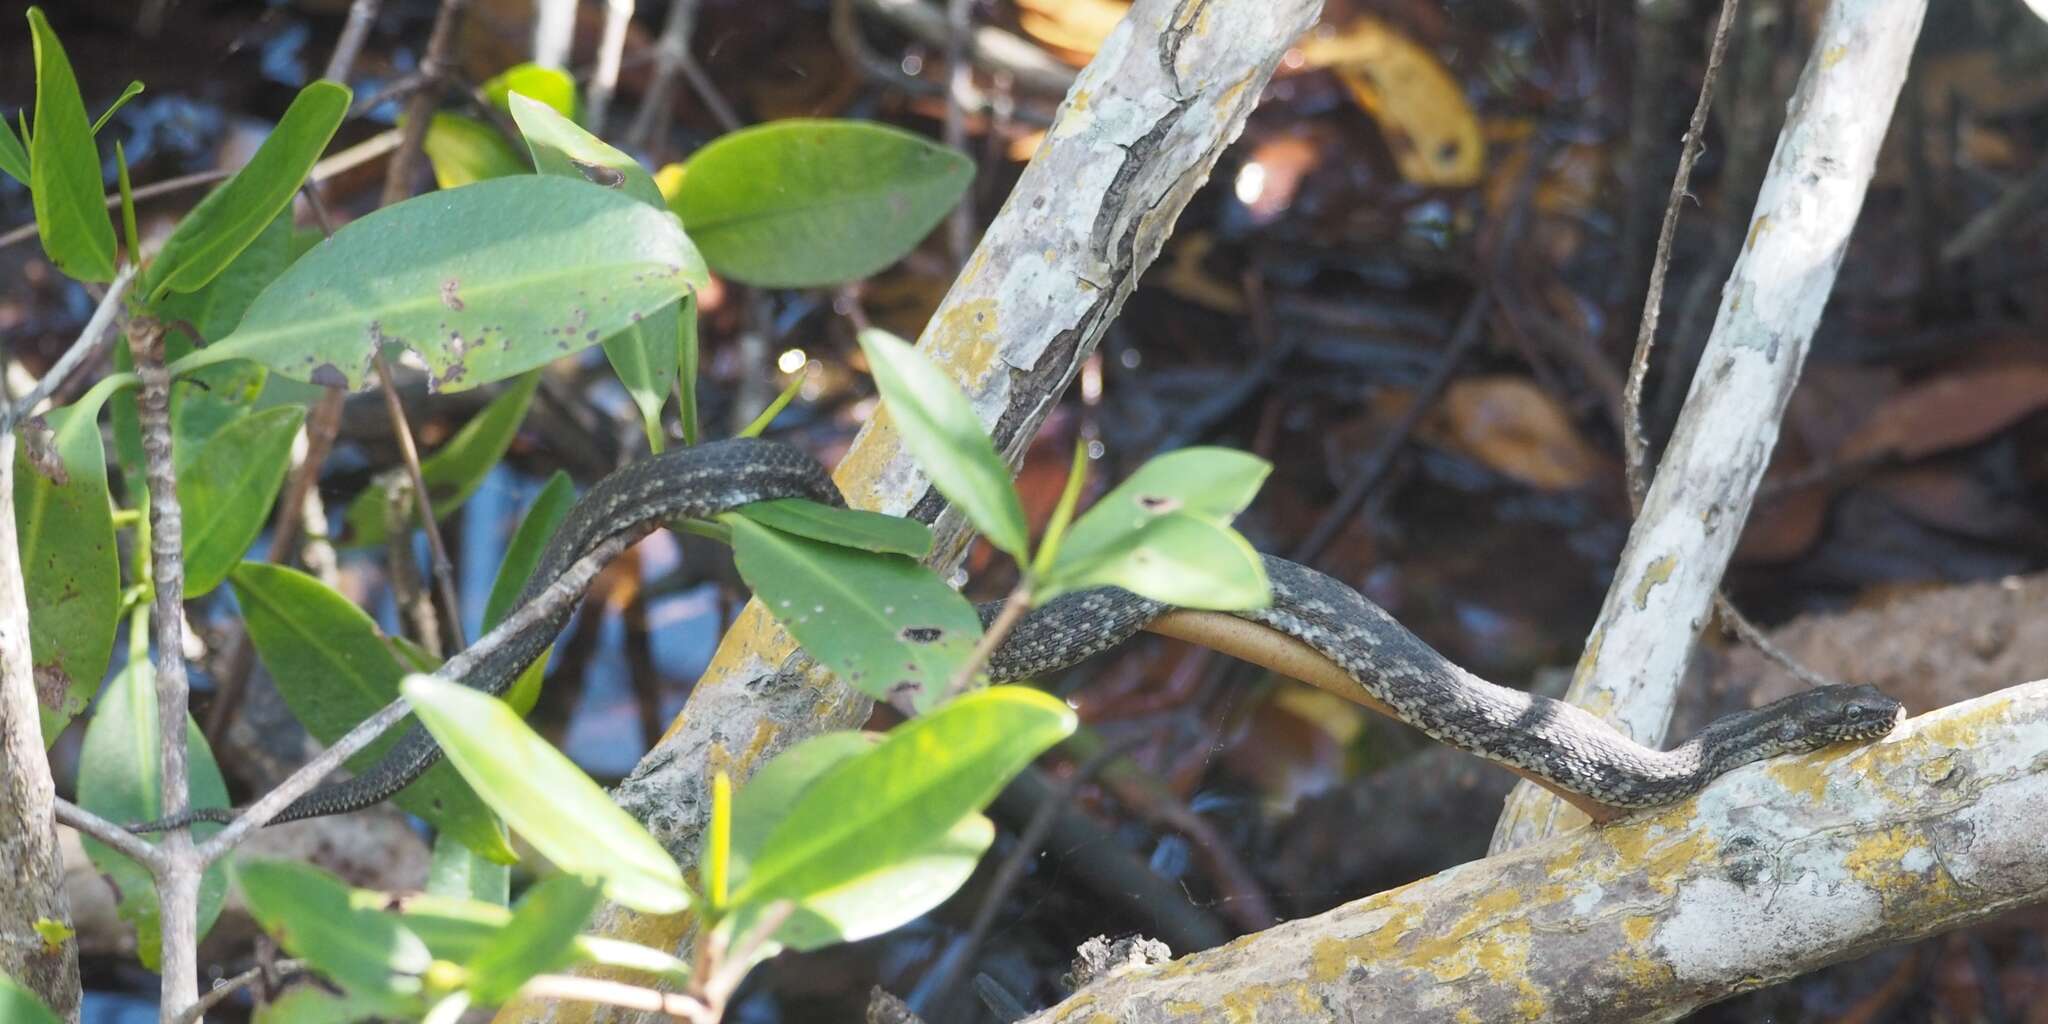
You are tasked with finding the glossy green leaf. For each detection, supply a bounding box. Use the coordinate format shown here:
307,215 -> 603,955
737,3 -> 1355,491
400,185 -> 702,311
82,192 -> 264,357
725,731 -> 877,884
142,80 -> 347,299
742,814 -> 992,954
0,113 -> 28,186
462,875 -> 601,1004
343,372 -> 539,548
401,674 -> 692,914
855,328 -> 1029,560
599,303 -> 680,452
0,972 -> 62,1024
1043,511 -> 1269,610
75,658 -> 231,969
14,382 -> 122,742
177,405 -> 304,597
239,859 -> 429,1007
26,7 -> 116,282
481,469 -> 574,717
670,119 -> 971,287
483,64 -> 579,121
1049,447 -> 1269,572
735,498 -> 931,557
155,208 -> 298,343
428,832 -> 510,906
727,515 -> 980,711
169,176 -> 706,392
353,891 -> 691,986
230,563 -> 516,863
730,687 -> 1073,937
510,92 -> 663,208
422,112 -> 528,190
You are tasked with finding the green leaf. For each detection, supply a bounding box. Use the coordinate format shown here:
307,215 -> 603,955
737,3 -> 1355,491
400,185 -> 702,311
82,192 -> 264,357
462,875 -> 601,1005
401,674 -> 692,915
855,328 -> 1029,560
14,383 -> 122,742
670,119 -> 972,287
177,405 -> 304,597
88,80 -> 144,136
75,659 -> 231,970
0,113 -> 28,186
169,175 -> 706,393
428,832 -> 509,906
735,498 -> 932,557
26,7 -> 116,282
1044,512 -> 1269,610
0,972 -> 63,1024
481,469 -> 574,717
422,112 -> 529,190
509,92 -> 664,208
599,303 -> 680,453
1039,448 -> 1274,608
342,372 -> 539,548
729,687 -> 1073,942
239,859 -> 429,1007
483,64 -> 580,122
142,80 -> 348,300
1049,447 -> 1270,572
155,208 -> 298,343
230,563 -> 516,863
356,891 -> 691,986
725,731 -> 878,885
727,515 -> 980,711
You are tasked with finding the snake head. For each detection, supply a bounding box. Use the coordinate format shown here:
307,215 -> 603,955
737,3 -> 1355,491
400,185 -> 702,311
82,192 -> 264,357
1812,684 -> 1907,743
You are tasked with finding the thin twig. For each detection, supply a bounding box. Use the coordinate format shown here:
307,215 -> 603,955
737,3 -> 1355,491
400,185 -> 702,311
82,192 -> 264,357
382,0 -> 468,208
586,0 -> 636,135
194,529 -> 639,862
323,0 -> 383,80
1613,0 -> 1842,691
1290,290 -> 1490,565
373,355 -> 468,651
0,131 -> 401,252
1621,0 -> 1742,508
942,579 -> 1032,701
921,739 -> 1135,1013
170,959 -> 307,1024
626,0 -> 701,149
517,973 -> 714,1021
942,0 -> 977,263
1,265 -> 136,432
127,315 -> 204,1018
55,797 -> 166,871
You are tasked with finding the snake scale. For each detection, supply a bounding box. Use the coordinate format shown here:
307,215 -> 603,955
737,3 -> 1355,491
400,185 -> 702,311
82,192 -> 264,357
139,437 -> 1904,832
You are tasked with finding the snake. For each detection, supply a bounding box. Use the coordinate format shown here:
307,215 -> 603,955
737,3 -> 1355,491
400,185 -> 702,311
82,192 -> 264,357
136,436 -> 1904,833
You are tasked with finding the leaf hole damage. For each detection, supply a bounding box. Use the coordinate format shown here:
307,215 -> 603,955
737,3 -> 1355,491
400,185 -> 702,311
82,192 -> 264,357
1136,494 -> 1180,514
573,160 -> 626,189
899,626 -> 945,644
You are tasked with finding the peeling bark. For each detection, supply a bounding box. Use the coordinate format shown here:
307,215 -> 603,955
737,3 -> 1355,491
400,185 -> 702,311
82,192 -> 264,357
1025,680 -> 2048,1023
502,1 -> 1323,1020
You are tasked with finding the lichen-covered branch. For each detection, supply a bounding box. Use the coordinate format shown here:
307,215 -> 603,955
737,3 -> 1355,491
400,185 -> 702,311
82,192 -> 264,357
1025,679 -> 2048,1023
1492,0 -> 1932,851
509,1 -> 1323,1019
0,419 -> 81,1019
